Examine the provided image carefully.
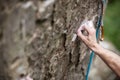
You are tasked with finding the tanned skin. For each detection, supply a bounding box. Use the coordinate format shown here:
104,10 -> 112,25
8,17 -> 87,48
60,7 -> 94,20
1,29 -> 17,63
77,22 -> 120,77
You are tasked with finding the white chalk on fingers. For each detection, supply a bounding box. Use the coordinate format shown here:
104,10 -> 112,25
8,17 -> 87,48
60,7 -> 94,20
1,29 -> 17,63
86,21 -> 94,28
80,20 -> 93,29
79,18 -> 94,28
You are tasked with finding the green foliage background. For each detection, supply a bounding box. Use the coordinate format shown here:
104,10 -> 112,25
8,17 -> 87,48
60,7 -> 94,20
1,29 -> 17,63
104,0 -> 120,50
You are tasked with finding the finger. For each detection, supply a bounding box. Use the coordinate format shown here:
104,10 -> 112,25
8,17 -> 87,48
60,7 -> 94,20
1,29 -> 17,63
77,31 -> 89,45
83,24 -> 92,34
77,24 -> 84,32
77,27 -> 87,41
86,21 -> 96,31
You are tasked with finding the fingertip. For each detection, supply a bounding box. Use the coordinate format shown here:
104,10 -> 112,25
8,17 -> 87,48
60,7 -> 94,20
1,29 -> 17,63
88,21 -> 94,27
77,24 -> 85,32
77,29 -> 81,37
77,29 -> 85,40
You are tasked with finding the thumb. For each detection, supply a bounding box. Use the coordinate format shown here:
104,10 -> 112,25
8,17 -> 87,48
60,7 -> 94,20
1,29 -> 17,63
77,25 -> 87,41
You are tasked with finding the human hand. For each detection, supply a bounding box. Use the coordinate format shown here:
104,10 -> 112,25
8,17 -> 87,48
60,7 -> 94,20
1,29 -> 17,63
19,74 -> 33,80
77,21 -> 98,50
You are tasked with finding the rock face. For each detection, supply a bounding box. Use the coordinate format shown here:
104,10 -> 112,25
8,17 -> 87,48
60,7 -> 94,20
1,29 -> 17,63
0,0 -> 101,80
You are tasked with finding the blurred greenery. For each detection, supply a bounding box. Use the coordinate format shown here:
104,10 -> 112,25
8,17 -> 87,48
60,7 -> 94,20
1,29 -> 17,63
104,0 -> 120,51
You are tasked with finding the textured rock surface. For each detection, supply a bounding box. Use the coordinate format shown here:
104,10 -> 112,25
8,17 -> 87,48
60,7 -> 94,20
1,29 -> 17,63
0,0 -> 101,80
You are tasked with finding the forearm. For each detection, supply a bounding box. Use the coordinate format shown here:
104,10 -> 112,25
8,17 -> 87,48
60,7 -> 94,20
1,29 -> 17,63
92,44 -> 120,76
77,21 -> 120,76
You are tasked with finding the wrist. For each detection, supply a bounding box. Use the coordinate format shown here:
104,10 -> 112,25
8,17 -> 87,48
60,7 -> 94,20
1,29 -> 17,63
91,43 -> 103,55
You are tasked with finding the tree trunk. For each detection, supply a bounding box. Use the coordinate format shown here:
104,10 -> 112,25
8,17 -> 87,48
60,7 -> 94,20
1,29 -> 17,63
0,0 -> 101,80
